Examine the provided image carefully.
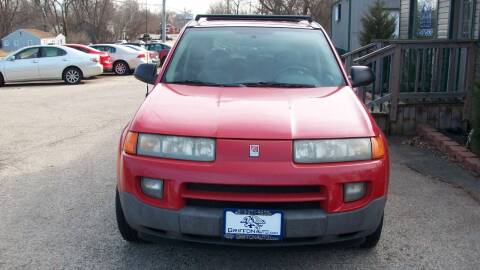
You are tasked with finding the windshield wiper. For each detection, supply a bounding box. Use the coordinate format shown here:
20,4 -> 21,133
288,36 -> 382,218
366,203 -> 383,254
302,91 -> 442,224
237,81 -> 317,88
167,80 -> 242,87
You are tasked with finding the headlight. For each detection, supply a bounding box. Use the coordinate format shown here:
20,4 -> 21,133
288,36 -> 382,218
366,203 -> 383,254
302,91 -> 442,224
294,138 -> 372,163
137,133 -> 215,161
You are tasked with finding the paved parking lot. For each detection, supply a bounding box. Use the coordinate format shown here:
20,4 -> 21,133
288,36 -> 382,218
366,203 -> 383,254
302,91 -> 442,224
1,76 -> 479,269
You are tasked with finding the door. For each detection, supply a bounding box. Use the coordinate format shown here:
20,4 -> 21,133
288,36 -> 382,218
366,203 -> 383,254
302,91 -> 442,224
38,47 -> 68,79
3,47 -> 40,82
450,0 -> 475,39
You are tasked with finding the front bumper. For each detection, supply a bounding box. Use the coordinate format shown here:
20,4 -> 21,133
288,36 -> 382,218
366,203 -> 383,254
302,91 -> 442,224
119,191 -> 385,246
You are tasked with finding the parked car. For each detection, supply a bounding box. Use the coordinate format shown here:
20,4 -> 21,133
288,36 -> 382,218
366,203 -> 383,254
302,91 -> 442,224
0,45 -> 103,86
144,42 -> 170,64
116,15 -> 388,248
64,44 -> 113,71
122,44 -> 160,66
89,44 -> 149,75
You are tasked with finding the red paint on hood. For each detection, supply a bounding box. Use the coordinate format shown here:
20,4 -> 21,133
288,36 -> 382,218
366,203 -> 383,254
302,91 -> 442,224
130,84 -> 377,139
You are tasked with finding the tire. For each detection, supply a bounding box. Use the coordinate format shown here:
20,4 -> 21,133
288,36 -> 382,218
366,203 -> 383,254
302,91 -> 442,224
113,61 -> 130,75
360,215 -> 383,249
0,72 -> 5,87
115,189 -> 142,242
63,67 -> 82,85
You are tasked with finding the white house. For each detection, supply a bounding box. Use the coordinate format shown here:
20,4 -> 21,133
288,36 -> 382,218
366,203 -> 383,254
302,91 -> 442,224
0,28 -> 66,52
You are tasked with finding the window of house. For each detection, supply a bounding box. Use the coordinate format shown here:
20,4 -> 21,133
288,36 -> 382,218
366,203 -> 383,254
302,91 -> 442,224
411,0 -> 439,38
389,10 -> 400,38
4,41 -> 9,47
334,4 -> 342,22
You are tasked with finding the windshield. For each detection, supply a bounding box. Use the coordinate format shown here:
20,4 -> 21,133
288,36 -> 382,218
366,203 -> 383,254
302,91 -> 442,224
163,27 -> 346,88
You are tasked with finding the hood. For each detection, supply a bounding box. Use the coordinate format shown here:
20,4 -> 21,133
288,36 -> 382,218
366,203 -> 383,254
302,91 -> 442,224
130,84 -> 376,140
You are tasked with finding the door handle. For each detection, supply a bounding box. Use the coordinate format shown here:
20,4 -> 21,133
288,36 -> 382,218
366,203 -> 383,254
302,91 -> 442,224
32,60 -> 39,63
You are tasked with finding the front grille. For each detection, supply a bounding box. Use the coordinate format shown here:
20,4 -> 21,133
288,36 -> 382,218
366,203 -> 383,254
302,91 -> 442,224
186,199 -> 321,210
186,183 -> 321,194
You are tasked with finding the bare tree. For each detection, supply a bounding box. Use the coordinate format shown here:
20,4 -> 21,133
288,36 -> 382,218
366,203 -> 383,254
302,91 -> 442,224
257,0 -> 334,32
208,0 -> 250,14
0,0 -> 20,38
71,0 -> 114,43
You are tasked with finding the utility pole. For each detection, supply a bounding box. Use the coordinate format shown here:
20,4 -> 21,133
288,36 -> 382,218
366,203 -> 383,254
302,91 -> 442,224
145,0 -> 148,40
162,0 -> 167,42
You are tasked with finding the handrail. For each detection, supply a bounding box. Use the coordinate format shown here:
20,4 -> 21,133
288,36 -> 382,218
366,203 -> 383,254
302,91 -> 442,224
341,43 -> 377,59
353,45 -> 396,65
381,39 -> 477,44
351,39 -> 477,126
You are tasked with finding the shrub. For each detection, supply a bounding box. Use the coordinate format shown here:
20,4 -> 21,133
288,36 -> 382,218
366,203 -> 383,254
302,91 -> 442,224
359,0 -> 397,46
471,82 -> 480,154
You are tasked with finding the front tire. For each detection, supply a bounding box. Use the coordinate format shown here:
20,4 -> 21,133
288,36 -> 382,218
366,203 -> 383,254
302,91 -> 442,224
116,189 -> 142,242
0,72 -> 5,87
63,67 -> 82,85
359,215 -> 383,249
113,61 -> 130,75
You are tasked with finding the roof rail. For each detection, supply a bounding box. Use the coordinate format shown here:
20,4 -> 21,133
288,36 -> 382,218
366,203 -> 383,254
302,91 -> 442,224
194,14 -> 312,23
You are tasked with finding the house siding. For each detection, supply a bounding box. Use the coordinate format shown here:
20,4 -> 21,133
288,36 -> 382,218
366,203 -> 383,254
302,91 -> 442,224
399,0 -> 480,40
331,0 -> 350,51
474,0 -> 480,39
0,30 -> 65,52
400,0 -> 410,39
437,0 -> 450,39
1,31 -> 40,52
331,0 -> 400,51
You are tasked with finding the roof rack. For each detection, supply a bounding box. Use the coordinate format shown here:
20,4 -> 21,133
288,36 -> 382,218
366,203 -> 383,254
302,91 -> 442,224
194,14 -> 313,23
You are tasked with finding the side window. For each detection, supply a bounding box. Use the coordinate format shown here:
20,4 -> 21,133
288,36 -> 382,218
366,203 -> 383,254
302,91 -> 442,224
106,46 -> 116,53
15,47 -> 40,60
41,47 -> 67,57
74,47 -> 89,53
92,46 -> 104,51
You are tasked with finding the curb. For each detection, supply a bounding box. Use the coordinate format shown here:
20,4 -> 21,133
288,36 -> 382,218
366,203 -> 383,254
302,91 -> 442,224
417,124 -> 480,175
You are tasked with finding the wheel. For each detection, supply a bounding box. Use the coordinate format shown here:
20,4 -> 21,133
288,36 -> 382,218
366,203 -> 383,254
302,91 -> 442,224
360,215 -> 383,249
113,61 -> 130,75
116,188 -> 142,242
0,72 -> 5,87
63,67 -> 82,85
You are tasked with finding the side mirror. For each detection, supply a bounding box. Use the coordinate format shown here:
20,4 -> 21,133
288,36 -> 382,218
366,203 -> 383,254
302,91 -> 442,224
134,63 -> 157,85
351,66 -> 374,87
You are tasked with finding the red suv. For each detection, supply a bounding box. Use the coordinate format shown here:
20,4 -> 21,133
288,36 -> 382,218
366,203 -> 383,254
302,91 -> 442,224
116,15 -> 389,247
64,44 -> 112,71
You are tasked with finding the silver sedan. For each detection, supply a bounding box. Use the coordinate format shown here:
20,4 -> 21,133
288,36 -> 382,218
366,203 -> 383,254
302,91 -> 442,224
0,45 -> 103,86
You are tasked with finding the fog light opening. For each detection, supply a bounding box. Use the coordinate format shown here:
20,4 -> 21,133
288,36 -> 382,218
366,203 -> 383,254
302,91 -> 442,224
141,177 -> 164,199
343,182 -> 367,202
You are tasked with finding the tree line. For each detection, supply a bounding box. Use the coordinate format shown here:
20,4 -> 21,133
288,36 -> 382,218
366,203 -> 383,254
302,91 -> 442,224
0,0 -> 173,44
207,0 -> 336,33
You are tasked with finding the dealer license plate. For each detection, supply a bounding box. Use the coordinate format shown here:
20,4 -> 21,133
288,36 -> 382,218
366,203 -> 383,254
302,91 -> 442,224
224,209 -> 283,241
